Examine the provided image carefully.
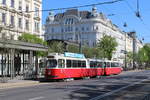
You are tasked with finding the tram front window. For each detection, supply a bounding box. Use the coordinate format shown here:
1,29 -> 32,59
46,59 -> 57,68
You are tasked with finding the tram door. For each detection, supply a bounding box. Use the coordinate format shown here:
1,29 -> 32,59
39,59 -> 46,77
58,59 -> 66,77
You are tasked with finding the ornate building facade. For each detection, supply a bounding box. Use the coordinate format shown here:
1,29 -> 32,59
0,0 -> 42,39
45,7 -> 143,62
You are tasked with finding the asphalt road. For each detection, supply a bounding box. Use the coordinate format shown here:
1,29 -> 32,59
0,70 -> 150,100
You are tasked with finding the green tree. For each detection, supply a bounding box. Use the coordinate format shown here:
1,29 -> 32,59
136,44 -> 150,68
67,44 -> 79,53
48,41 -> 65,53
126,52 -> 133,63
97,35 -> 118,60
18,33 -> 47,45
18,33 -> 47,57
82,47 -> 103,58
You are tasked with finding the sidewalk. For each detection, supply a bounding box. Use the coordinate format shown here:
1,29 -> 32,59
0,78 -> 48,90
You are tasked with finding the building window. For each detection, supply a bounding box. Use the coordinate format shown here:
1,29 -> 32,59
18,18 -> 22,29
34,22 -> 39,32
86,27 -> 89,31
10,15 -> 14,27
25,20 -> 29,30
96,26 -> 99,30
26,4 -> 29,12
51,28 -> 54,33
71,18 -> 73,24
18,1 -> 22,10
93,42 -> 96,47
65,18 -> 74,25
11,0 -> 14,8
34,7 -> 39,17
2,0 -> 6,5
2,13 -> 6,24
75,27 -> 78,31
61,28 -> 64,33
81,27 -> 84,31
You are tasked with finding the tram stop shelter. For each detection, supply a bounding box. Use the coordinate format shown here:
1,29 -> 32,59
0,39 -> 48,80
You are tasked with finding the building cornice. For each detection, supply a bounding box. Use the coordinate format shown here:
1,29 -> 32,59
0,5 -> 8,11
34,0 -> 42,4
34,17 -> 41,21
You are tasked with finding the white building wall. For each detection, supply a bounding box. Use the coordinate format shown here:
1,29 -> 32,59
0,0 -> 42,40
45,8 -> 143,62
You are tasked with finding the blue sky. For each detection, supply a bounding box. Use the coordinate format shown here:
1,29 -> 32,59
42,0 -> 150,43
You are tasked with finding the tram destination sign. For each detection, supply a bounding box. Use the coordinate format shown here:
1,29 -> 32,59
64,52 -> 85,58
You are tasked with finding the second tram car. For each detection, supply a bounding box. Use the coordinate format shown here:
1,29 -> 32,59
45,53 -> 122,80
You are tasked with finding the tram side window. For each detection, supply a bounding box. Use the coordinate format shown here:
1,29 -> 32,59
103,62 -> 106,68
106,62 -> 111,68
58,59 -> 65,68
46,59 -> 57,68
97,62 -> 103,68
90,61 -> 96,68
95,62 -> 98,68
72,60 -> 78,68
67,60 -> 72,68
111,63 -> 115,67
81,61 -> 86,68
90,61 -> 94,68
111,63 -> 119,67
78,60 -> 81,68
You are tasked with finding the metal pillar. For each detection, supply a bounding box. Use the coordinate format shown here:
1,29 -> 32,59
35,54 -> 38,79
79,32 -> 82,53
29,51 -> 33,78
1,52 -> 3,77
10,49 -> 15,79
29,51 -> 33,66
22,51 -> 25,75
124,32 -> 127,70
7,53 -> 10,76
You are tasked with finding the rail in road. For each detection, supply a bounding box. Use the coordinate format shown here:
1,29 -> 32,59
0,70 -> 150,100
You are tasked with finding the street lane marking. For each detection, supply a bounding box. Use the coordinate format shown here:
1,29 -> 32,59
90,78 -> 149,100
28,96 -> 45,100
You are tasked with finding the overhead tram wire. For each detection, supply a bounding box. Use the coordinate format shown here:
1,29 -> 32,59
124,0 -> 148,41
24,0 -> 125,13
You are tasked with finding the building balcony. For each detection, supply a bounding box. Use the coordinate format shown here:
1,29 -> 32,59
9,8 -> 17,13
24,13 -> 31,18
34,17 -> 41,21
0,5 -> 8,11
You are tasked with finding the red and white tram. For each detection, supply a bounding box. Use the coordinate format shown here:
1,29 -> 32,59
103,60 -> 123,75
45,53 -> 122,80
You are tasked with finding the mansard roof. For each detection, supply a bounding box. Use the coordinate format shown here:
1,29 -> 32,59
54,9 -> 92,21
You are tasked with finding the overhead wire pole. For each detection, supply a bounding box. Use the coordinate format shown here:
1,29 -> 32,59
131,31 -> 136,70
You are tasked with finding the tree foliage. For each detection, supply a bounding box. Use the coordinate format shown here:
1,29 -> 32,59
18,33 -> 47,45
67,44 -> 79,53
136,44 -> 150,68
97,35 -> 118,60
18,33 -> 47,57
48,41 -> 65,53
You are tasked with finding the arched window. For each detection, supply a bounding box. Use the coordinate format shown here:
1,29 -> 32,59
64,18 -> 74,25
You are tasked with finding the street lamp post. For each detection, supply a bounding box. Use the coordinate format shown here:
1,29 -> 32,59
79,32 -> 82,53
130,31 -> 136,69
124,32 -> 127,70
